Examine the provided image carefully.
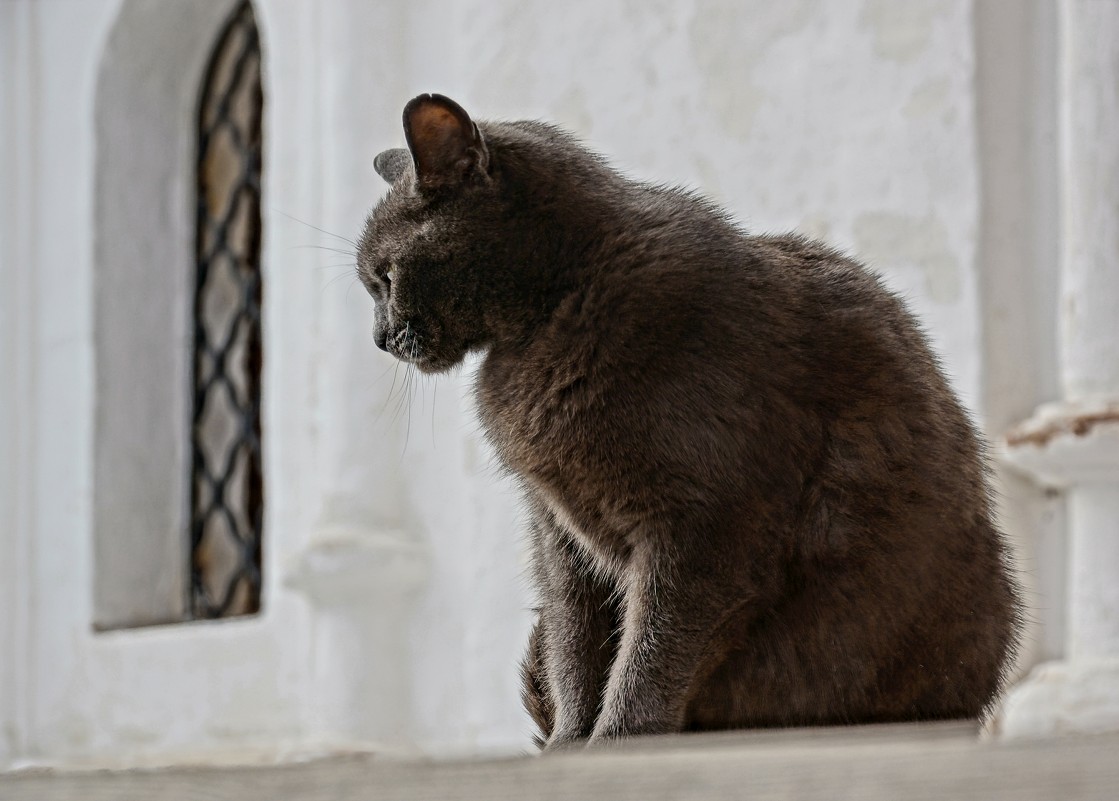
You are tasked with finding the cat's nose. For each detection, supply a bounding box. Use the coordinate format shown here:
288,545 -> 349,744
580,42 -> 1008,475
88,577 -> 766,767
374,328 -> 388,351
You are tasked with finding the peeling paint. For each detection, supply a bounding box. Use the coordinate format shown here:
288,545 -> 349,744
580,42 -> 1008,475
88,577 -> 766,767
689,0 -> 815,139
905,76 -> 951,118
1006,407 -> 1119,448
859,0 -> 946,63
113,725 -> 161,746
552,86 -> 594,136
691,153 -> 724,201
469,1 -> 539,109
853,211 -> 961,303
61,715 -> 93,749
798,215 -> 833,241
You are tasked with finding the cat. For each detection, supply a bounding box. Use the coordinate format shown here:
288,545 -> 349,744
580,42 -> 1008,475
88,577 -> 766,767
357,93 -> 1021,750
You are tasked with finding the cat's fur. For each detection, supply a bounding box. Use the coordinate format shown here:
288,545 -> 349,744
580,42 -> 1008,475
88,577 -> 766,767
357,94 -> 1021,749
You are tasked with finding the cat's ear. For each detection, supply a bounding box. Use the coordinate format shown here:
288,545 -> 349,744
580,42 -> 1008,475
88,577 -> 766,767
374,148 -> 412,184
402,93 -> 489,190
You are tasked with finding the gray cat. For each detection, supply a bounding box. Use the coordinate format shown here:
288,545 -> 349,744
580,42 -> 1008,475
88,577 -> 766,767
357,94 -> 1021,750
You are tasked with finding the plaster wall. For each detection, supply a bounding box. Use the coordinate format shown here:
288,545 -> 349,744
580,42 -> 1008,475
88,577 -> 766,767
0,0 -> 1071,767
1,0 -> 125,766
393,0 -> 998,751
403,0 -> 988,408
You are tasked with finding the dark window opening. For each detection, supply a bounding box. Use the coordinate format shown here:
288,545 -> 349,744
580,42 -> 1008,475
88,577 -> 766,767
190,0 -> 264,619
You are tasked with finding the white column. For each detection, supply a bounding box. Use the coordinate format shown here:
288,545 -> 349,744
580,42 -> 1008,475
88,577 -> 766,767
262,0 -> 431,750
0,0 -> 36,767
995,0 -> 1119,738
284,524 -> 428,749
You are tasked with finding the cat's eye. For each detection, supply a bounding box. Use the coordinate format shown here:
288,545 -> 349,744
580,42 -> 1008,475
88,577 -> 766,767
373,263 -> 394,296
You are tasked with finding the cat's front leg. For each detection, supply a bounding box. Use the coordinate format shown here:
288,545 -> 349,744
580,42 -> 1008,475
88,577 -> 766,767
528,504 -> 620,751
589,537 -> 761,743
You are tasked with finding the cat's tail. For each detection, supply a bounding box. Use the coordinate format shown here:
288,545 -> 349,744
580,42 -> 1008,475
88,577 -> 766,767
521,618 -> 555,749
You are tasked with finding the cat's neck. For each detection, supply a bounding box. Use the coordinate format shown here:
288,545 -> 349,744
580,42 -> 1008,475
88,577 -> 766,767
478,127 -> 741,354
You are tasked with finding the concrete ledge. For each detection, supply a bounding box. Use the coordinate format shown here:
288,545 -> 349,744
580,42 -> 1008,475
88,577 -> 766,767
995,658 -> 1119,739
4,723 -> 1117,801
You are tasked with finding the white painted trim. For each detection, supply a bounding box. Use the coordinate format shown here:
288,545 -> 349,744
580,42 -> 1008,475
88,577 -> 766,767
994,0 -> 1119,739
92,0 -> 244,629
0,0 -> 39,768
974,0 -> 1066,669
11,0 -> 311,764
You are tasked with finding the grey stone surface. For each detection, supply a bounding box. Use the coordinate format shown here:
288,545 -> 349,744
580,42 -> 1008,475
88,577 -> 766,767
4,724 -> 1118,801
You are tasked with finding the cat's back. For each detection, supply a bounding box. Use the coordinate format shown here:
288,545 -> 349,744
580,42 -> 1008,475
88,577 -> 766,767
480,130 -> 985,507
535,188 -> 945,420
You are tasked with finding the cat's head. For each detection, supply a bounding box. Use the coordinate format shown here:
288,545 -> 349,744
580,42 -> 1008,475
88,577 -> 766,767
357,94 -> 508,374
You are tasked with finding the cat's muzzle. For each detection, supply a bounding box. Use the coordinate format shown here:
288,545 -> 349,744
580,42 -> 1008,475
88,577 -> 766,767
380,324 -> 426,364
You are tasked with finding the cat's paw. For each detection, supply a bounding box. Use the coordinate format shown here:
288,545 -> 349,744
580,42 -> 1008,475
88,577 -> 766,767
588,712 -> 676,745
541,729 -> 588,753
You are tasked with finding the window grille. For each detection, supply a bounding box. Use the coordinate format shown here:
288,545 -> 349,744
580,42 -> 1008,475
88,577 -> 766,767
190,0 -> 264,619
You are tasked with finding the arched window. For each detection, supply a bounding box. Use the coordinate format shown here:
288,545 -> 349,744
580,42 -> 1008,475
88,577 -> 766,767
94,0 -> 267,630
190,0 -> 265,619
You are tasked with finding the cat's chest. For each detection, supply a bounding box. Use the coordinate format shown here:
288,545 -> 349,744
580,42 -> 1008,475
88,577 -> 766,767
476,348 -> 637,563
475,348 -> 592,477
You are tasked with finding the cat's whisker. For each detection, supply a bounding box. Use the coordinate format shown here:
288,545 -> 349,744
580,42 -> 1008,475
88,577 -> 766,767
323,271 -> 359,294
380,356 -> 404,423
403,325 -> 423,455
361,339 -> 404,422
370,355 -> 400,386
401,364 -> 417,458
393,371 -> 409,425
274,208 -> 359,248
430,376 -> 438,447
390,347 -> 415,433
291,244 -> 357,257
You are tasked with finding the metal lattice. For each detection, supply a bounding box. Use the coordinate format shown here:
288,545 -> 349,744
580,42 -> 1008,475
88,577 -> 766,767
190,0 -> 264,619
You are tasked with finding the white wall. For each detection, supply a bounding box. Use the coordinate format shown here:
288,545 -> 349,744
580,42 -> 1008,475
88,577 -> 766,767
1,0 -> 124,767
0,0 -> 535,767
0,0 -> 1070,768
443,0 -> 988,405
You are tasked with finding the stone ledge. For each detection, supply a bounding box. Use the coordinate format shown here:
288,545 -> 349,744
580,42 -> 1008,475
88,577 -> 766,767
3,722 -> 1117,801
994,658 -> 1119,740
